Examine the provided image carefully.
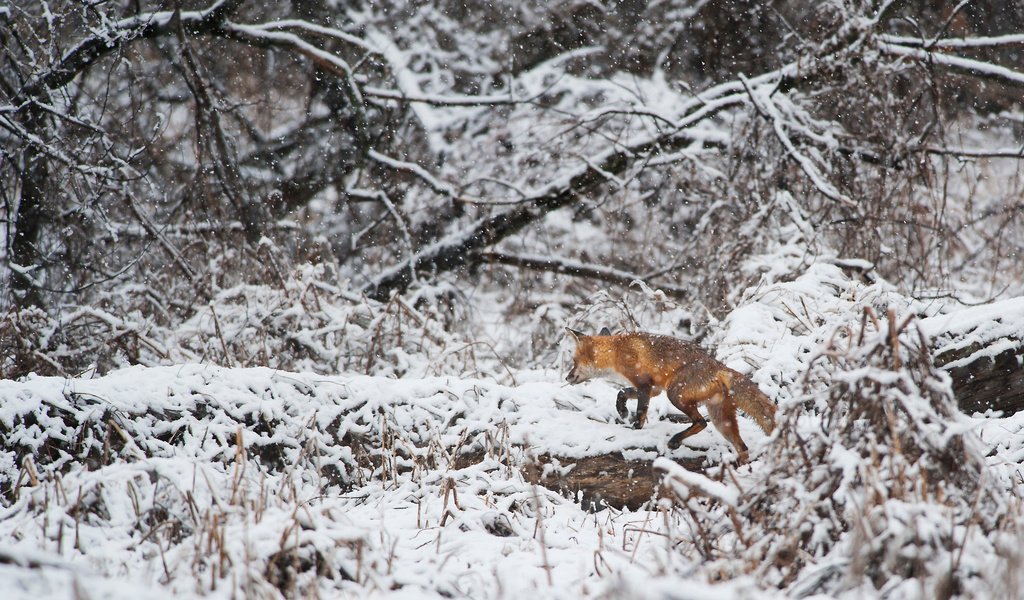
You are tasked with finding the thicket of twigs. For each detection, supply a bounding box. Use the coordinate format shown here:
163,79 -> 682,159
4,4 -> 1024,596
0,367 -> 540,597
3,1 -> 1024,379
659,308 -> 1023,598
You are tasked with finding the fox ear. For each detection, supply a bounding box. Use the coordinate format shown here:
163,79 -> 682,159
598,326 -> 611,336
565,327 -> 586,341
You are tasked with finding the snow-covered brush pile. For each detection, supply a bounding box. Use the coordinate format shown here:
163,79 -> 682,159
170,265 -> 482,378
0,368 -> 539,597
4,256 -> 1024,599
1,363 -> 746,599
1,264 -> 481,380
664,306 -> 1024,598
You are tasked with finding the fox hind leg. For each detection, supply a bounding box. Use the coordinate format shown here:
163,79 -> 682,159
666,402 -> 707,449
665,367 -> 749,461
665,373 -> 714,451
706,399 -> 749,462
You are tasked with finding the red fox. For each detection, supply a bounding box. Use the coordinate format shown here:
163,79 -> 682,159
565,328 -> 776,462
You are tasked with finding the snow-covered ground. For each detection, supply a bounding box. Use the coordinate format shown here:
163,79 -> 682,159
3,260 -> 1024,599
0,364 -> 769,600
4,3 -> 1024,598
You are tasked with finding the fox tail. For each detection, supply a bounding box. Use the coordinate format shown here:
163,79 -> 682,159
730,376 -> 776,434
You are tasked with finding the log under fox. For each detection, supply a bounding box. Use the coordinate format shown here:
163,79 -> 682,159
565,328 -> 776,462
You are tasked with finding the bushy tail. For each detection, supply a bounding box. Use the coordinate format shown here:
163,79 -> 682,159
731,376 -> 776,434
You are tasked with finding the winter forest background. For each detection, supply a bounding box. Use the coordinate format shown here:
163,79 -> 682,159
3,1 -> 1024,598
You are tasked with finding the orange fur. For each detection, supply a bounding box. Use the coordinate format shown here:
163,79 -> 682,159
565,329 -> 775,462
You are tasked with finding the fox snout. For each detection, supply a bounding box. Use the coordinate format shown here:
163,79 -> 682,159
566,364 -> 584,384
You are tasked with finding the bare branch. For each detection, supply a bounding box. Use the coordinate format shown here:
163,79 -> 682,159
175,13 -> 265,243
345,186 -> 416,258
366,150 -> 460,199
124,196 -> 198,284
879,42 -> 1024,90
13,0 -> 245,105
878,33 -> 1024,50
476,252 -> 689,300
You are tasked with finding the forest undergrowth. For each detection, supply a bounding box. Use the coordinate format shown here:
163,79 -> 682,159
3,1 -> 1024,598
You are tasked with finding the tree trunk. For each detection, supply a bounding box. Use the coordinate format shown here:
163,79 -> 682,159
10,108 -> 48,308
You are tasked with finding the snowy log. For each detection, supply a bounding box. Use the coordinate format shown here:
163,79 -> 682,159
923,298 -> 1024,415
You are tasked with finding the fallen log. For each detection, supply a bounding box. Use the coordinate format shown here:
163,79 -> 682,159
533,452 -> 705,511
922,297 -> 1024,415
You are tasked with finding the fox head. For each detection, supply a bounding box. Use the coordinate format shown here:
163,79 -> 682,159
565,327 -> 611,384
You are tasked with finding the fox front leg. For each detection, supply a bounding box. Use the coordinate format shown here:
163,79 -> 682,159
633,386 -> 652,429
616,387 -> 637,420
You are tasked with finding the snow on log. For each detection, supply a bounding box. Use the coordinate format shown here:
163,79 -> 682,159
922,297 -> 1024,415
654,456 -> 739,506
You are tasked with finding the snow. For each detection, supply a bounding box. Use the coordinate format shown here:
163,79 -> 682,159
655,457 -> 738,506
920,296 -> 1024,358
6,2 -> 1024,598
880,42 -> 1024,87
0,363 -> 771,600
5,258 -> 1024,599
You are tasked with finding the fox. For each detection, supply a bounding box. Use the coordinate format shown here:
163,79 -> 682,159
565,327 -> 776,462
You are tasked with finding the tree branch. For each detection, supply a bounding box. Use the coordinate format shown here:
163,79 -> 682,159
917,145 -> 1024,159
879,41 -> 1024,90
360,121 -> 733,301
14,0 -> 245,105
475,251 -> 689,300
878,33 -> 1024,50
360,49 -> 860,300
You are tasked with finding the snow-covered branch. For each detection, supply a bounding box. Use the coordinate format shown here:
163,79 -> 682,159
878,33 -> 1024,50
743,79 -> 855,207
476,251 -> 690,300
366,150 -> 459,198
919,145 -> 1024,159
879,41 -> 1024,89
361,86 -> 521,107
359,46 -> 867,300
239,19 -> 381,55
360,123 -> 707,301
15,0 -> 245,104
223,23 -> 363,102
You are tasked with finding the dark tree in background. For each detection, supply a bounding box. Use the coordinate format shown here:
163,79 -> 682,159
2,0 -> 1023,377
